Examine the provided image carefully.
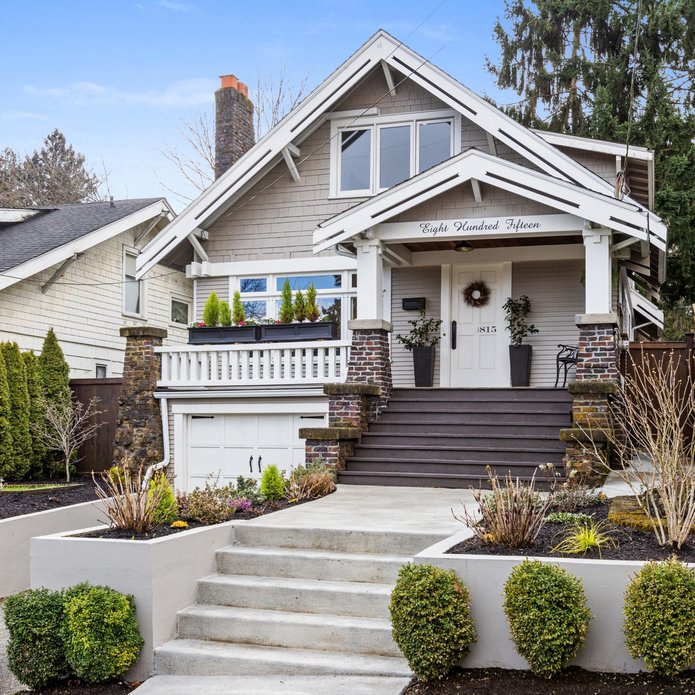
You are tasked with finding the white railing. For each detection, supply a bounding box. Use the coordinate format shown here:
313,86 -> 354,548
156,341 -> 351,388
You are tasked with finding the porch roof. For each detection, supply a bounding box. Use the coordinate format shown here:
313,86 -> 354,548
313,149 -> 667,254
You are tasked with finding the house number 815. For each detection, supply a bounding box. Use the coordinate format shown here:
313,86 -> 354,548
478,325 -> 497,334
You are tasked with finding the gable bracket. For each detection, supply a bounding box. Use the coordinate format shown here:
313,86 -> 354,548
134,212 -> 168,246
282,146 -> 301,184
187,232 -> 209,262
381,60 -> 397,97
471,179 -> 483,203
41,253 -> 83,294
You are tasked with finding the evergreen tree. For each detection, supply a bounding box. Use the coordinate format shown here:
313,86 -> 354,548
488,0 -> 695,313
293,289 -> 306,323
305,283 -> 320,322
0,343 -> 31,479
279,280 -> 294,323
0,350 -> 14,481
231,291 -> 246,325
202,291 -> 220,326
23,351 -> 47,478
219,300 -> 232,327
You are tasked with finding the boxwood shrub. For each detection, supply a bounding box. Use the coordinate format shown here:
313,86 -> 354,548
624,558 -> 695,676
503,559 -> 591,678
389,563 -> 477,681
4,588 -> 69,690
62,583 -> 143,683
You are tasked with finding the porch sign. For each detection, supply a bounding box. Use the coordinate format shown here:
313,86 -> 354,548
376,213 -> 582,243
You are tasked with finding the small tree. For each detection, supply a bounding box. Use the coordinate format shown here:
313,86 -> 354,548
38,398 -> 104,483
0,350 -> 14,481
305,283 -> 320,322
202,292 -> 220,327
279,279 -> 294,323
232,291 -> 246,325
0,343 -> 31,480
218,300 -> 232,327
23,352 -> 47,478
293,289 -> 306,323
503,295 -> 539,347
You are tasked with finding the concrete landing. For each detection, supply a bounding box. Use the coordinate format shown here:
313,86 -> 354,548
134,675 -> 411,694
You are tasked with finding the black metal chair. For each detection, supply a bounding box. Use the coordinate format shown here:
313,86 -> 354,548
555,344 -> 578,388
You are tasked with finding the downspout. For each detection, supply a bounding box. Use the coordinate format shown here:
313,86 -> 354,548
143,396 -> 170,486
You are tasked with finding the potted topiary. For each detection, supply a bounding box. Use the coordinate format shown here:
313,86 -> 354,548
503,295 -> 538,387
188,291 -> 260,344
396,311 -> 443,387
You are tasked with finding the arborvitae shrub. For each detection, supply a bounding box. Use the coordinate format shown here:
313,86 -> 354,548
624,558 -> 695,676
293,289 -> 306,322
305,282 -> 320,322
62,583 -> 143,683
0,350 -> 14,480
202,291 -> 220,326
232,290 -> 246,325
503,559 -> 591,678
22,351 -> 47,478
149,472 -> 179,524
219,300 -> 232,327
390,563 -> 477,681
1,342 -> 32,479
279,279 -> 294,323
259,464 -> 285,501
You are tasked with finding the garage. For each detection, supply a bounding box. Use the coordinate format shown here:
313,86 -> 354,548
177,402 -> 327,491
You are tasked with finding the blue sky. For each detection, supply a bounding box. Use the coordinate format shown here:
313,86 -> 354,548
1,0 -> 510,209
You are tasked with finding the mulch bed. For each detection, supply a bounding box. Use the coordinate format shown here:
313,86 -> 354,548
76,498 -> 307,540
404,666 -> 695,694
15,679 -> 135,694
0,480 -> 99,520
448,502 -> 695,562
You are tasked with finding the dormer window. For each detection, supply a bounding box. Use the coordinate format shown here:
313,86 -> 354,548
331,110 -> 460,197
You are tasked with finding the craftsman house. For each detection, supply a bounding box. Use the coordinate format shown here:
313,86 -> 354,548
134,30 -> 666,491
0,199 -> 193,377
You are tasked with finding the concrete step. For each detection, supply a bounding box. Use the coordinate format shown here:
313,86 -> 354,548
230,523 -> 442,555
177,604 -> 400,657
197,574 -> 393,618
155,639 -> 411,677
216,545 -> 410,583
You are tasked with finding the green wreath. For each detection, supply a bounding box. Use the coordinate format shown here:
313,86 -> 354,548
463,280 -> 491,308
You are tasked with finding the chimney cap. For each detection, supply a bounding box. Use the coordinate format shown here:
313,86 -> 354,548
219,74 -> 248,97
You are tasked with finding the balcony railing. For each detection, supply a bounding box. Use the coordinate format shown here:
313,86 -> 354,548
156,340 -> 351,388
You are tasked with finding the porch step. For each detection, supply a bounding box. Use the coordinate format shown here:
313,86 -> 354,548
340,387 -> 571,488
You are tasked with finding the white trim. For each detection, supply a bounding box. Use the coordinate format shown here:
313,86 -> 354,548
157,388 -> 326,399
0,200 -> 172,292
533,130 -> 653,161
137,30 -> 664,277
439,264 -> 452,386
413,243 -> 584,267
171,400 -> 327,415
0,208 -> 40,223
122,245 -> 146,319
187,255 -> 356,278
170,295 -> 191,327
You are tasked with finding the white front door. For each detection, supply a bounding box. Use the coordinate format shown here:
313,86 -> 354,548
449,264 -> 510,387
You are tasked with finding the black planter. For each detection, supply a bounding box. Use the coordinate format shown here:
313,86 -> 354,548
509,344 -> 533,387
413,346 -> 436,387
188,326 -> 260,344
259,321 -> 338,343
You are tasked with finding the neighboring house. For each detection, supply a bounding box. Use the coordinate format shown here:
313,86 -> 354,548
135,31 -> 667,491
0,199 -> 193,377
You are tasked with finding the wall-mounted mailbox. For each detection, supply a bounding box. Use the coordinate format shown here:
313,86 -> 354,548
402,297 -> 426,311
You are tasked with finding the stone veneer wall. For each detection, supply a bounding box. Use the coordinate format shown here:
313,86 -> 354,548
214,77 -> 255,180
112,327 -> 166,468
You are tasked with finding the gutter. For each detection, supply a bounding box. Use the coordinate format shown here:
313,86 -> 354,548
143,396 -> 170,486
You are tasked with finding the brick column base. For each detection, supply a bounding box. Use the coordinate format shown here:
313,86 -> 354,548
113,326 -> 167,469
299,427 -> 362,471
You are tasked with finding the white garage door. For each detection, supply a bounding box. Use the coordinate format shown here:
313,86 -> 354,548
186,411 -> 326,490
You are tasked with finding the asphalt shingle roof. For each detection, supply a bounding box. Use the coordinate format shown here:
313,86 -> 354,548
0,199 -> 162,274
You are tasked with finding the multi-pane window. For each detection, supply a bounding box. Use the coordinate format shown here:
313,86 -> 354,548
334,112 -> 456,196
123,250 -> 142,315
171,298 -> 190,325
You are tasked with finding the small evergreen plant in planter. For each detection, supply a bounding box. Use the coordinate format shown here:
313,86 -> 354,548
279,279 -> 294,324
232,291 -> 245,326
396,311 -> 443,387
503,295 -> 538,386
624,558 -> 695,676
305,283 -> 320,322
390,563 -> 477,681
503,559 -> 591,678
219,299 -> 232,327
202,291 -> 220,327
293,289 -> 306,323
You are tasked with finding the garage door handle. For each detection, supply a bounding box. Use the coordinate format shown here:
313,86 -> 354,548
249,456 -> 254,473
451,321 -> 457,350
257,456 -> 262,473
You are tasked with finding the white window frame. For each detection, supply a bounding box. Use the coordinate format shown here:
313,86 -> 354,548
330,109 -> 460,198
170,295 -> 191,327
122,246 -> 145,319
95,363 -> 108,379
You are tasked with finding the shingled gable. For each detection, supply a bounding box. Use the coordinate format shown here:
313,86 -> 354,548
135,29 -> 664,278
313,148 -> 666,253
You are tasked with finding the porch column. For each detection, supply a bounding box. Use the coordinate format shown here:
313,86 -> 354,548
583,227 -> 612,314
354,237 -> 384,321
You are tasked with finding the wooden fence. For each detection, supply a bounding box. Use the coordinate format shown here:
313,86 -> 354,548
70,378 -> 122,474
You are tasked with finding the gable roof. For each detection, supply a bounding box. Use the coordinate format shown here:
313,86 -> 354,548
313,148 -> 663,253
0,198 -> 173,291
136,29 -> 665,277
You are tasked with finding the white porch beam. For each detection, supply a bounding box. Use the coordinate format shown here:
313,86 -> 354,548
382,243 -> 412,267
354,238 -> 384,321
583,227 -> 612,314
187,232 -> 209,262
282,147 -> 301,184
471,179 -> 483,203
611,237 -> 639,253
381,60 -> 397,96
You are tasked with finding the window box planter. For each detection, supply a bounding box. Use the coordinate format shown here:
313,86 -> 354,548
259,321 -> 339,343
188,325 -> 260,344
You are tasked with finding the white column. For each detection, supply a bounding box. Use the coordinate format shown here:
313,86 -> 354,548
353,238 -> 384,322
583,228 -> 612,315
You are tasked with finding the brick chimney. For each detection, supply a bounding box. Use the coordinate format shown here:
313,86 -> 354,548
215,74 -> 255,179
